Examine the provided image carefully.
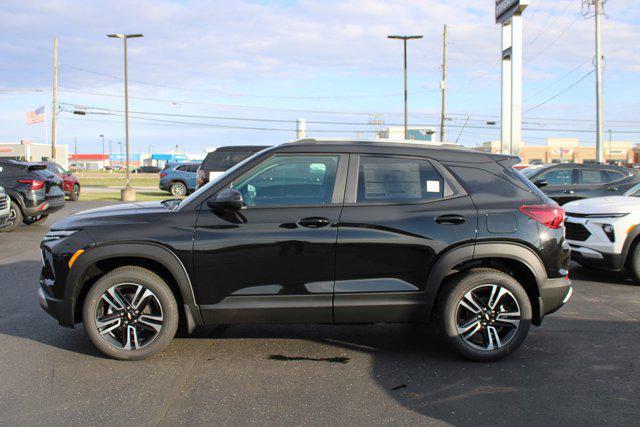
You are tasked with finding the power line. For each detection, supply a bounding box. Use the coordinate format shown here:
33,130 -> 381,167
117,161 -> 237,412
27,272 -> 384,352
524,70 -> 595,113
525,14 -> 582,64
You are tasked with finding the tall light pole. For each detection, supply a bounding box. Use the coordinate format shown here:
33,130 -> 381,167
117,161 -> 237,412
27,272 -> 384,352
388,35 -> 423,140
108,33 -> 143,201
594,0 -> 604,164
439,25 -> 448,143
100,134 -> 105,159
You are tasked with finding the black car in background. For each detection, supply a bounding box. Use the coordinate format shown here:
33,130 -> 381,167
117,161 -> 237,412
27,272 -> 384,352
134,166 -> 161,174
521,163 -> 640,205
196,145 -> 269,188
0,159 -> 66,232
39,139 -> 571,362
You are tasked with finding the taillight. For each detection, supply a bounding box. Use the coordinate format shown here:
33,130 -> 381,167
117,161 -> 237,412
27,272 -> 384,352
18,179 -> 45,190
519,205 -> 565,229
160,172 -> 167,178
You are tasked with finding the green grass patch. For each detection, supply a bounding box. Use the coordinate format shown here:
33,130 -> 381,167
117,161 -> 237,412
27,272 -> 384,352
78,191 -> 179,202
76,172 -> 159,187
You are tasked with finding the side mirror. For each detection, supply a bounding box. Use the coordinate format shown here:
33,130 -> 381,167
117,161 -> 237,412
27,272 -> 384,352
534,180 -> 548,188
207,188 -> 243,212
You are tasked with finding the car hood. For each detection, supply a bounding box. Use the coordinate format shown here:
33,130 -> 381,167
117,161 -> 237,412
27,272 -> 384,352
564,196 -> 640,215
51,201 -> 173,230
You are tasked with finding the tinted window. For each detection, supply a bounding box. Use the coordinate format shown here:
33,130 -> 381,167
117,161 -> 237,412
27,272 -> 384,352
579,169 -> 608,185
232,155 -> 339,207
188,164 -> 199,173
176,165 -> 187,172
357,156 -> 444,203
538,168 -> 573,185
204,150 -> 257,172
605,170 -> 625,181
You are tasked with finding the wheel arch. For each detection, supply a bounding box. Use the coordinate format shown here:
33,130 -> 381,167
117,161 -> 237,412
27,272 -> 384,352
66,242 -> 202,332
623,225 -> 640,269
426,242 -> 546,325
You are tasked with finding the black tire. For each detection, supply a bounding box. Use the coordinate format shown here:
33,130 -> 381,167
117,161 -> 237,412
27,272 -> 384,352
170,181 -> 187,197
437,268 -> 532,362
69,184 -> 80,201
82,266 -> 179,360
630,243 -> 640,284
23,215 -> 48,226
0,201 -> 22,232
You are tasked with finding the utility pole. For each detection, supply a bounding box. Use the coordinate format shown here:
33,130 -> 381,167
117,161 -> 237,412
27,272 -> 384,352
594,0 -> 605,164
108,33 -> 143,201
388,35 -> 423,139
51,37 -> 58,160
74,137 -> 78,156
608,128 -> 612,163
439,25 -> 448,143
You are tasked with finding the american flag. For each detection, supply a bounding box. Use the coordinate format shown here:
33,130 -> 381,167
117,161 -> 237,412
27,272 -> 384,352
25,106 -> 45,125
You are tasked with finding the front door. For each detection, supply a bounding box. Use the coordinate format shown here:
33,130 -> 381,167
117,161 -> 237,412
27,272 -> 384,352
334,154 -> 478,323
535,167 -> 576,204
193,153 -> 347,324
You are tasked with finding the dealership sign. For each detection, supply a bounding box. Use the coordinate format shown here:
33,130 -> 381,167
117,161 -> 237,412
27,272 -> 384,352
496,0 -> 529,23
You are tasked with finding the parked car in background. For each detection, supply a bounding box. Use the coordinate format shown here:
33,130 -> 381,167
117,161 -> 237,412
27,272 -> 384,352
159,162 -> 200,196
0,159 -> 65,232
40,162 -> 81,201
134,166 -> 161,174
521,163 -> 640,205
564,182 -> 640,283
40,139 -> 571,362
196,145 -> 269,188
0,186 -> 10,229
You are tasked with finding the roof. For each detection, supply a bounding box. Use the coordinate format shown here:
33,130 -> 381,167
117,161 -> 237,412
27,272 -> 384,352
277,138 -> 518,164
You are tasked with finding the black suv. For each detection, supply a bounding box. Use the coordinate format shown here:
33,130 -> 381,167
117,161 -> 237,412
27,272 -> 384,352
0,159 -> 66,232
39,140 -> 572,361
196,145 -> 269,188
522,163 -> 639,205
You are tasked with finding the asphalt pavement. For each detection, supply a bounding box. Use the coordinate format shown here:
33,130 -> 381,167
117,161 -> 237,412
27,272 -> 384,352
1,202 -> 639,426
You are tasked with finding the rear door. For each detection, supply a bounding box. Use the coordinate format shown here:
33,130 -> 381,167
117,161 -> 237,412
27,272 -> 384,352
333,154 -> 477,323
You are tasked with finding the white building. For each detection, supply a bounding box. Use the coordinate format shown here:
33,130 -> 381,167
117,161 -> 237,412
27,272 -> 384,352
0,140 -> 69,168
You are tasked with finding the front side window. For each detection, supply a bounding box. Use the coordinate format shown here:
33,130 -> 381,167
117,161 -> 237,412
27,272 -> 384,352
357,156 -> 444,203
231,155 -> 339,207
537,168 -> 573,185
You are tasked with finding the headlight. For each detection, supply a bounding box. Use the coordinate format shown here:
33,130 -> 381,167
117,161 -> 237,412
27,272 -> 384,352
42,229 -> 79,243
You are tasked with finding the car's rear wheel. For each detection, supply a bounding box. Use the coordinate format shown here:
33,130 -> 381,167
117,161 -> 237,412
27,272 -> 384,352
170,181 -> 187,197
69,184 -> 80,201
82,266 -> 179,360
0,202 -> 22,232
23,215 -> 48,225
437,268 -> 532,362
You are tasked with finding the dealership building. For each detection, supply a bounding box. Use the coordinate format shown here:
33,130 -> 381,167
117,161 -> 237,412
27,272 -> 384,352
474,138 -> 639,165
0,141 -> 69,167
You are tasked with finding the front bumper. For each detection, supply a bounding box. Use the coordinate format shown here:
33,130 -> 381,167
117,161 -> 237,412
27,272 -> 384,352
537,276 -> 573,324
0,213 -> 10,228
570,245 -> 625,270
38,283 -> 73,327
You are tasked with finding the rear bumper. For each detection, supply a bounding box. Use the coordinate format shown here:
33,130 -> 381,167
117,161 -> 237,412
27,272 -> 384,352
537,276 -> 573,324
23,196 -> 65,217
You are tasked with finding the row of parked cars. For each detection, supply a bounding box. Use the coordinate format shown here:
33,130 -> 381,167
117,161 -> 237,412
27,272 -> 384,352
521,162 -> 640,283
0,159 -> 82,232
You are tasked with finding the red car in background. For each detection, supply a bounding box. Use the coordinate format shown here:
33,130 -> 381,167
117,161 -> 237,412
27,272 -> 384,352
41,162 -> 81,201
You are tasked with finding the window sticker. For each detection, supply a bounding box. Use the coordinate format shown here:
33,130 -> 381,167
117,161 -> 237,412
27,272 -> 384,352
363,162 -> 421,199
426,180 -> 441,193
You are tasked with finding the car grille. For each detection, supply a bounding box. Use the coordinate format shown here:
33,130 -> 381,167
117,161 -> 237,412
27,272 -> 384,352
0,194 -> 6,210
565,221 -> 591,241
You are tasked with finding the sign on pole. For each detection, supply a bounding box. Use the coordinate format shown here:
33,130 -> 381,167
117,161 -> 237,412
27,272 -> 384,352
496,0 -> 529,24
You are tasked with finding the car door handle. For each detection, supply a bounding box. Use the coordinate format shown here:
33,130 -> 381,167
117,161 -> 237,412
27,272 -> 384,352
297,217 -> 332,228
435,214 -> 466,225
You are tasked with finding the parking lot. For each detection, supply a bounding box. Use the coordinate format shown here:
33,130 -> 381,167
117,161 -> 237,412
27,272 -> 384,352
0,202 -> 639,425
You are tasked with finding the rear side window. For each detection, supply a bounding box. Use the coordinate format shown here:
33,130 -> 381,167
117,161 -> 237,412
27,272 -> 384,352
605,170 -> 626,181
357,156 -> 444,203
579,169 -> 609,184
204,150 -> 256,172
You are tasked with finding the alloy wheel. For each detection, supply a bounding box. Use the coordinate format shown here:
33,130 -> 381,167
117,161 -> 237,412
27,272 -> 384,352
94,283 -> 163,350
455,284 -> 521,351
171,183 -> 186,196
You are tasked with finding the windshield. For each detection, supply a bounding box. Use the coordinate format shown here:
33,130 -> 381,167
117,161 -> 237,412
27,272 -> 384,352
521,167 -> 542,177
624,183 -> 640,197
176,149 -> 267,210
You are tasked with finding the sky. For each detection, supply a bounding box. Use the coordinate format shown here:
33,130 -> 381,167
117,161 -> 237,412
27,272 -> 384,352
1,0 -> 639,156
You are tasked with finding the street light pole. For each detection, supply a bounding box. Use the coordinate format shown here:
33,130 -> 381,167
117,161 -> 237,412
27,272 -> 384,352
388,35 -> 423,140
108,33 -> 143,201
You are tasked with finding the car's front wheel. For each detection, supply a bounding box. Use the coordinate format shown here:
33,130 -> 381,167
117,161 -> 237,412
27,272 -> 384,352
69,184 -> 80,201
630,243 -> 640,284
82,266 -> 179,360
437,268 -> 532,362
0,202 -> 22,232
